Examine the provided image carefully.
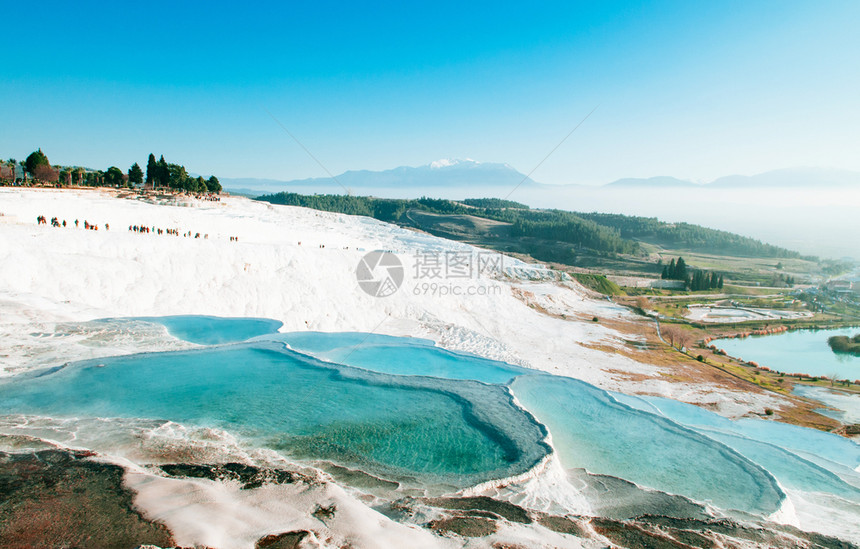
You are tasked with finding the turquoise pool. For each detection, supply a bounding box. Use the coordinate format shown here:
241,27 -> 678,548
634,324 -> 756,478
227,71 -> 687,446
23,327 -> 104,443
2,315 -> 857,518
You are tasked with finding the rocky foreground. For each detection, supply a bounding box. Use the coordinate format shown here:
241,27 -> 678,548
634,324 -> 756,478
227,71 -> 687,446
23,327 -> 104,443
1,447 -> 854,549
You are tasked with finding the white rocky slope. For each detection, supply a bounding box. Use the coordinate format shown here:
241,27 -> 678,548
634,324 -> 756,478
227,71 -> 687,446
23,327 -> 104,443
0,188 -> 778,411
0,188 -> 801,548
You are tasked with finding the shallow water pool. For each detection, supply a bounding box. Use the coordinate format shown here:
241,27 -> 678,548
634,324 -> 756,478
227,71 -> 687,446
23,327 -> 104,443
136,315 -> 284,345
265,331 -> 530,383
511,375 -> 786,516
0,341 -> 548,488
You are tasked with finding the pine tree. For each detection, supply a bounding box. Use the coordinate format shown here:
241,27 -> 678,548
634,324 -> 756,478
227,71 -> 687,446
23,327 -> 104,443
206,175 -> 221,193
104,166 -> 124,186
128,162 -> 144,185
25,149 -> 50,176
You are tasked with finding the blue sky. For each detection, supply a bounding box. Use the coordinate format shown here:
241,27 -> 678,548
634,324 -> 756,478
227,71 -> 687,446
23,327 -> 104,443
2,0 -> 858,184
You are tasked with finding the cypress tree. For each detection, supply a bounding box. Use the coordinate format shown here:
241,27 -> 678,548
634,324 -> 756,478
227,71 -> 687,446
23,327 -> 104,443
145,154 -> 157,185
690,270 -> 701,291
157,155 -> 169,188
675,257 -> 688,281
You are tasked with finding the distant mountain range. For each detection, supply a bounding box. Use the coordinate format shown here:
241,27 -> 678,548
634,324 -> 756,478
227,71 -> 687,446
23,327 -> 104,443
609,168 -> 860,190
225,160 -> 859,260
222,159 -> 538,196
709,167 -> 860,188
604,176 -> 699,188
222,161 -> 860,196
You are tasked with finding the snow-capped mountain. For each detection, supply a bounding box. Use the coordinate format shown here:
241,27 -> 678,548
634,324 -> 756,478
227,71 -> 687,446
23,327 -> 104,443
221,159 -> 538,196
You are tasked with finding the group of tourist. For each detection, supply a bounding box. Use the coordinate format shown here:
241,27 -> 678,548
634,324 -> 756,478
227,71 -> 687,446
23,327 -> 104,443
129,224 -> 209,239
37,216 -> 105,231
36,214 -> 244,243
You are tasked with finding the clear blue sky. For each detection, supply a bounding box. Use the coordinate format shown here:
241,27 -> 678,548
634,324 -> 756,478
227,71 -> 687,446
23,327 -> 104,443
2,0 -> 858,184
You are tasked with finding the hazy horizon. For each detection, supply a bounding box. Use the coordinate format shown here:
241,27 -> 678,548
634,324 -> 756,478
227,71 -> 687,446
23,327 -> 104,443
4,1 -> 858,258
219,158 -> 860,187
